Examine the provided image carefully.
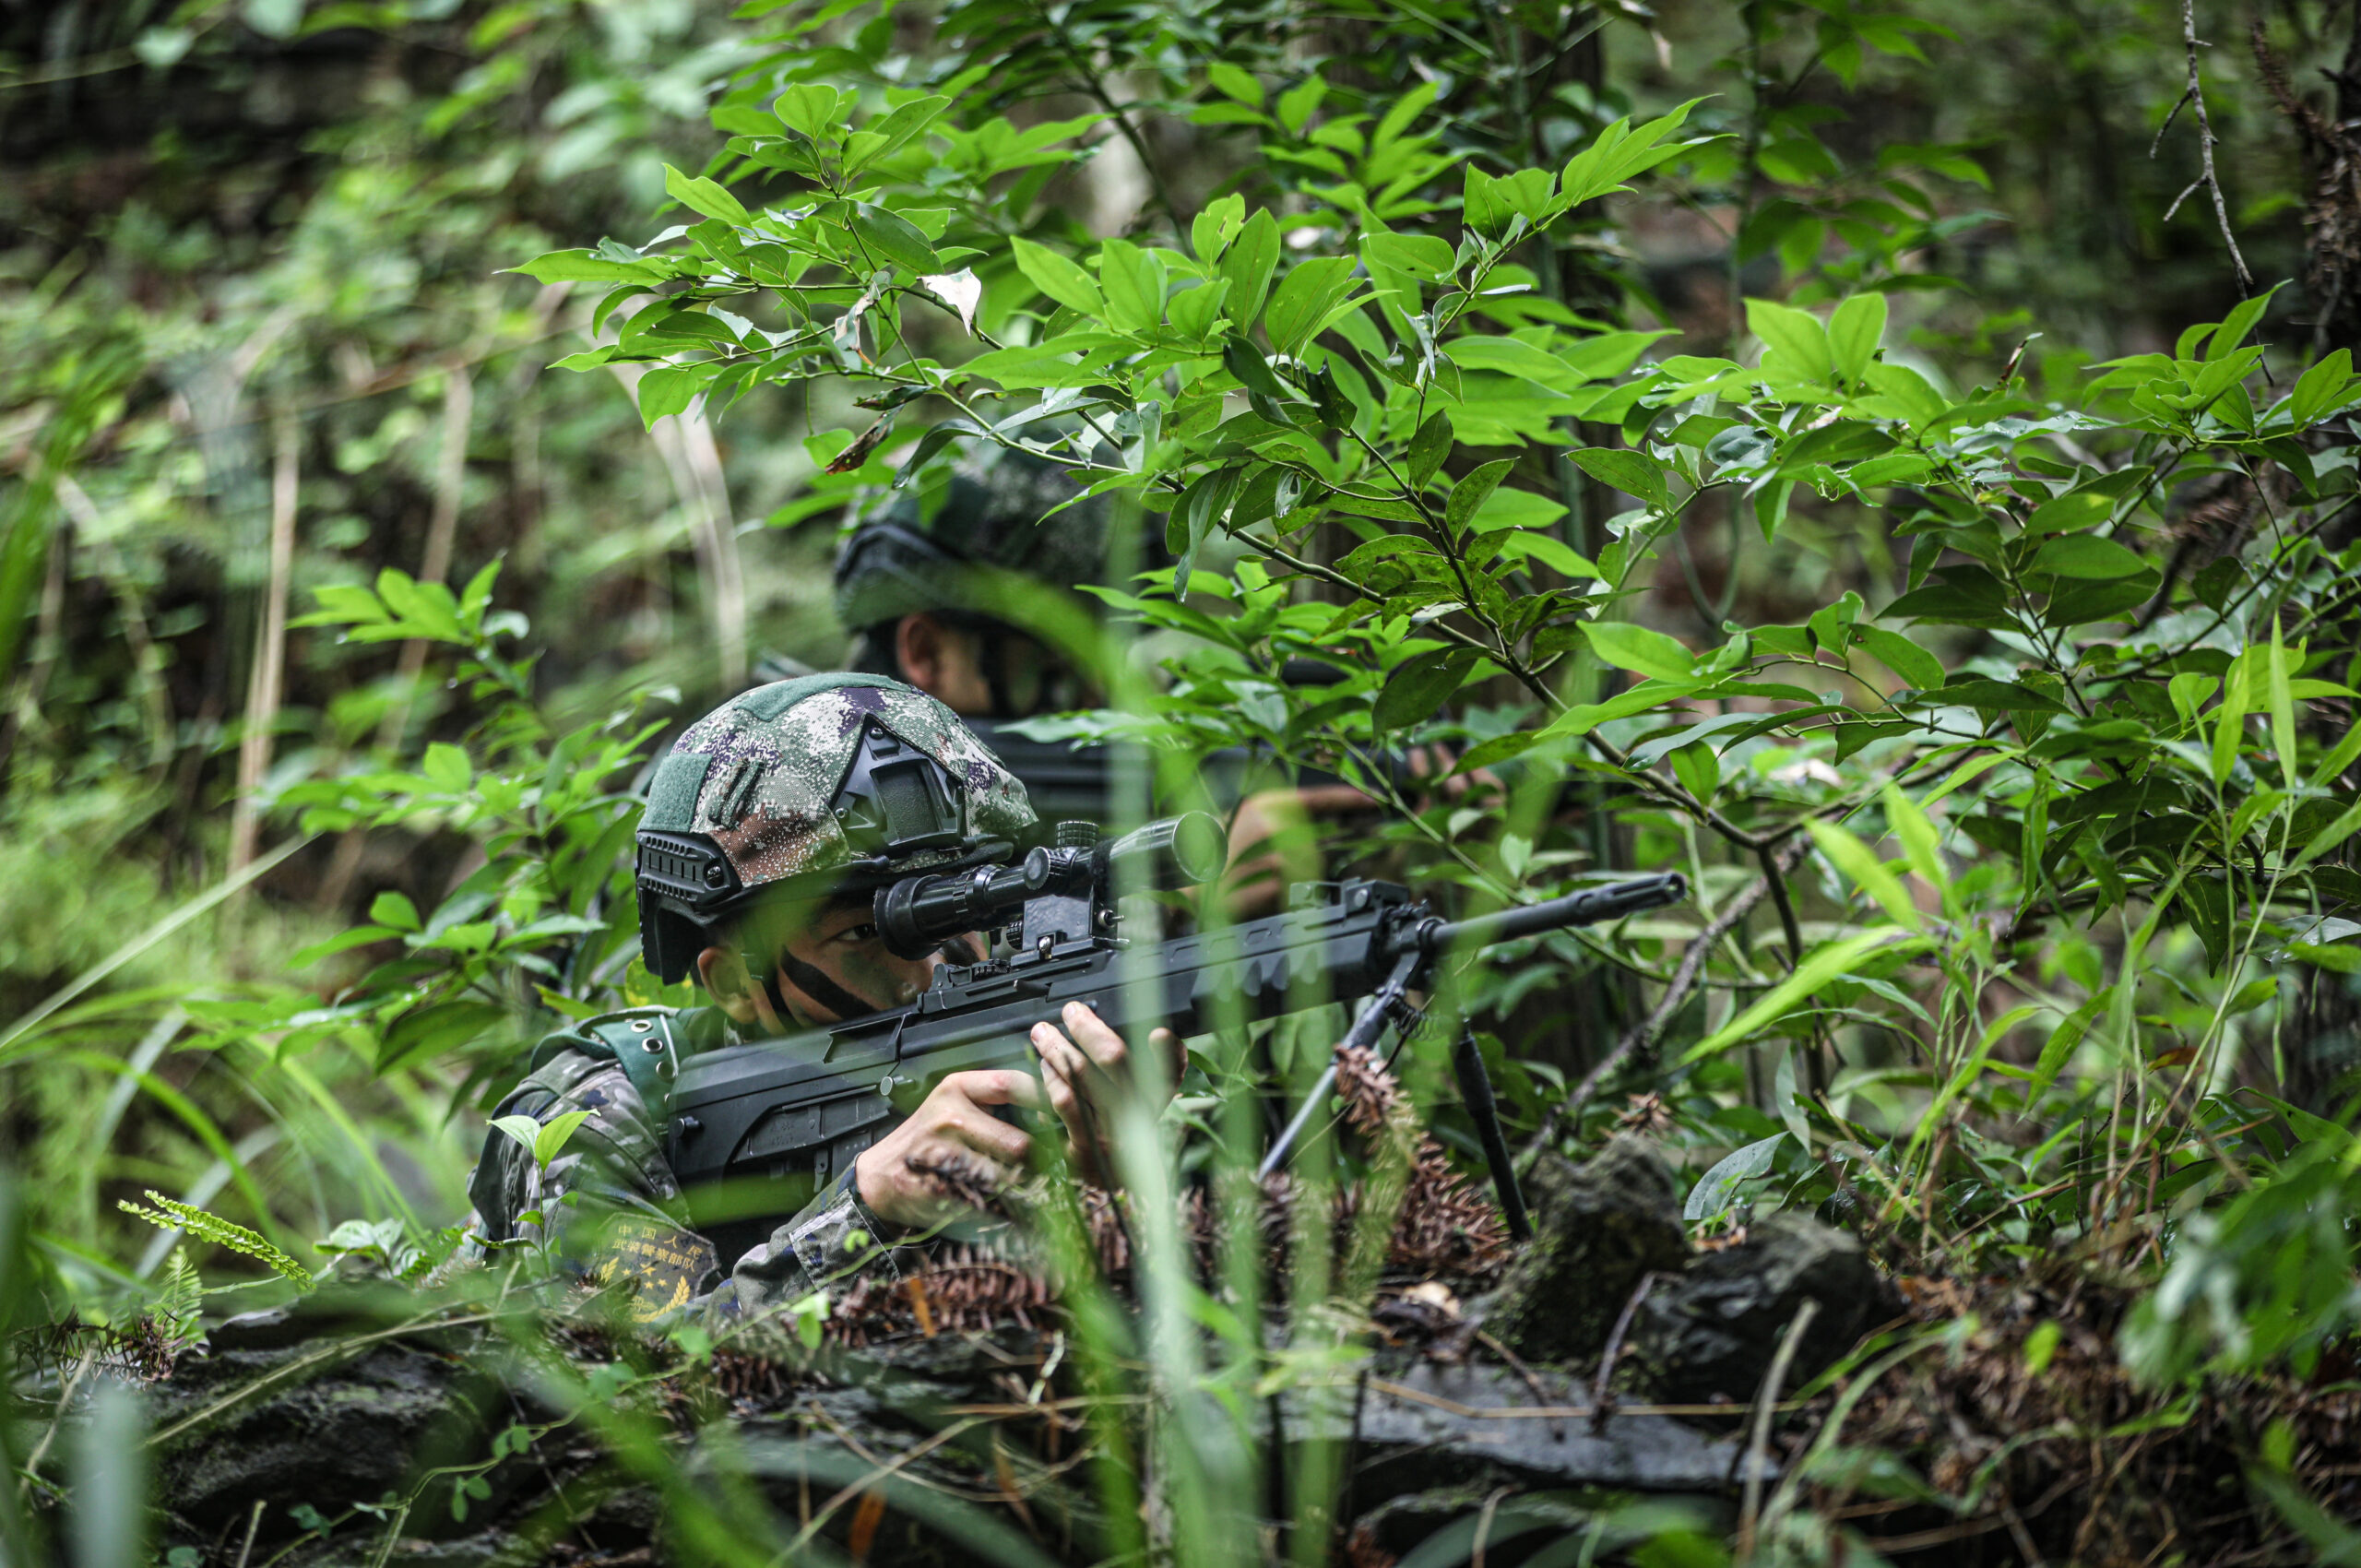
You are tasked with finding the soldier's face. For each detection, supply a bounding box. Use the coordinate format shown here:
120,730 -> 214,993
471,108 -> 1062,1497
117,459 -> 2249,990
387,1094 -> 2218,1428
700,895 -> 977,1030
896,612 -> 1088,719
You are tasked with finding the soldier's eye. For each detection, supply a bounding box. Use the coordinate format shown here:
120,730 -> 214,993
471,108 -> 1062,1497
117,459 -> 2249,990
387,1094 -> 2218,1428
836,922 -> 879,944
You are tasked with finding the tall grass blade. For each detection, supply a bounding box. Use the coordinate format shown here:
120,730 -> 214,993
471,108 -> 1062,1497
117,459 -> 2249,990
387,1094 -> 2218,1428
0,836 -> 311,1063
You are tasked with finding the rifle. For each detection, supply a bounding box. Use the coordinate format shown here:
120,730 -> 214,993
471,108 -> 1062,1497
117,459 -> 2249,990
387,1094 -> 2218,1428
662,814 -> 1686,1264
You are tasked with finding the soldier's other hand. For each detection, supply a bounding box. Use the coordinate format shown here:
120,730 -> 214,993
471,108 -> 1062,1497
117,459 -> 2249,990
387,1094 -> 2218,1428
1029,1002 -> 1179,1187
854,1069 -> 1040,1230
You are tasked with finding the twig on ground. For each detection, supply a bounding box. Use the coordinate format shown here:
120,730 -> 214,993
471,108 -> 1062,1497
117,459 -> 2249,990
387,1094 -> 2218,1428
1589,1272 -> 1658,1436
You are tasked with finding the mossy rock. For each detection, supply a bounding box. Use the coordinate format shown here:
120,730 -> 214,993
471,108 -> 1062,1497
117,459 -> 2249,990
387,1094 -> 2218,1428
1632,1210 -> 1878,1403
1483,1134 -> 1690,1366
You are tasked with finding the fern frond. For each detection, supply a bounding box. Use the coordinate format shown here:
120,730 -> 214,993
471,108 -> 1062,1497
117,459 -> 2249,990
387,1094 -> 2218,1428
118,1192 -> 314,1287
156,1247 -> 204,1337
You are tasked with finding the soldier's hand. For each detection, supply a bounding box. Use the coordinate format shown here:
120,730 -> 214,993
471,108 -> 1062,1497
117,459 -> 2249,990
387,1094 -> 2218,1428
1029,1002 -> 1180,1188
854,1069 -> 1041,1230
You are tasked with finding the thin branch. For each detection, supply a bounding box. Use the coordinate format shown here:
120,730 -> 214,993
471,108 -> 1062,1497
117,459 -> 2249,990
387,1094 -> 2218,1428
229,410 -> 301,890
2157,0 -> 2256,294
1522,837 -> 1810,1164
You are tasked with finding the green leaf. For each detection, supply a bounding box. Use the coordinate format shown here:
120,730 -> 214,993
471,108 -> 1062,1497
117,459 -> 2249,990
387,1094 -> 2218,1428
1192,195 -> 1246,265
1805,819 -> 1921,930
2031,997 -> 2105,1099
421,742 -> 472,792
116,1192 -> 312,1286
774,83 -> 843,141
534,1110 -> 593,1170
1747,298 -> 1833,382
369,890 -> 422,932
1670,742 -> 1720,803
2290,348 -> 2355,426
1011,236 -> 1106,319
1098,239 -> 1165,333
1169,466 -> 1243,595
1168,277 -> 1231,340
377,1000 -> 506,1074
2023,490 -> 2113,539
1275,75 -> 1326,135
289,925 -> 402,969
635,365 -> 701,427
1406,411 -> 1453,488
507,251 -> 661,285
2205,281 -> 2283,360
661,165 -> 749,228
1683,1134 -> 1786,1220
1883,565 -> 2014,629
2213,655 -> 2251,786
1264,256 -> 1357,355
1496,531 -> 1599,579
849,95 -> 951,172
1218,210 -> 1281,329
2291,798 -> 2361,871
2029,534 -> 2148,579
1855,626 -> 1943,690
1206,62 -> 1264,107
1363,231 -> 1455,282
1571,446 -> 1669,509
1580,621 -> 1695,682
490,1114 -> 544,1160
1443,459 -> 1516,534
1928,677 -> 2069,715
1560,100 -> 1705,206
1681,932 -> 1931,1063
1536,680 -> 1703,739
1374,647 -> 1478,731
851,206 -> 941,274
1448,338 -> 1581,389
1221,337 -> 1294,423
1828,293 -> 1888,383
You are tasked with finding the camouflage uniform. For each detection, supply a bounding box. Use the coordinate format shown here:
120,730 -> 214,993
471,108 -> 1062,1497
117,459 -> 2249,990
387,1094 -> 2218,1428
469,672 -> 1038,1322
466,1006 -> 905,1318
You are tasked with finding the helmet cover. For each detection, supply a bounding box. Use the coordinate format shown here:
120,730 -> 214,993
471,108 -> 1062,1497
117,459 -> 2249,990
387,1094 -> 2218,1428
635,674 -> 1036,980
832,448 -> 1109,631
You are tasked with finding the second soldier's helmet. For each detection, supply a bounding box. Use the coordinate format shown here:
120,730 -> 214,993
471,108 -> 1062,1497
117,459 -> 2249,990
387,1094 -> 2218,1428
634,674 -> 1037,982
831,447 -> 1109,637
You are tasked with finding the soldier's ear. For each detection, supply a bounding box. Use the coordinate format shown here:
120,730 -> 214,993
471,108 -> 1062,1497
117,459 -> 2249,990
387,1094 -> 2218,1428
696,946 -> 762,1022
896,612 -> 949,698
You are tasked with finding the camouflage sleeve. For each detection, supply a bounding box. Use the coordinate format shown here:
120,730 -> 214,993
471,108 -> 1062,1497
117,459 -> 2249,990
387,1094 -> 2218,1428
724,1163 -> 904,1315
467,1051 -> 721,1319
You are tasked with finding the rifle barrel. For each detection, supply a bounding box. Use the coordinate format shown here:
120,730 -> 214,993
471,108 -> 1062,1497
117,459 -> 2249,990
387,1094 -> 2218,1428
1413,872 -> 1689,953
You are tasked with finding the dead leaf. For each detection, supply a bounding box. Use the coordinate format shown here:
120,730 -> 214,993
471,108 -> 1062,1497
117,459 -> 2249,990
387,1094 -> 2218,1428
921,267 -> 983,335
825,416 -> 894,473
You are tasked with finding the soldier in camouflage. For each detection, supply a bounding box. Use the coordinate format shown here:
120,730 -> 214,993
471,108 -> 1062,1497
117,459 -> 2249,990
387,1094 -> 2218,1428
834,446 -> 1109,722
468,673 -> 1168,1320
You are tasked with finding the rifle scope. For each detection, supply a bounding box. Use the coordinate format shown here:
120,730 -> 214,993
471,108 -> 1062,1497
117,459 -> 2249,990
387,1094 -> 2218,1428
874,811 -> 1229,959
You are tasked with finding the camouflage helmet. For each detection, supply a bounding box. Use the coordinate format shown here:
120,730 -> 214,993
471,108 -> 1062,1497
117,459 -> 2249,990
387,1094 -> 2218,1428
831,447 -> 1109,632
635,674 -> 1037,982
